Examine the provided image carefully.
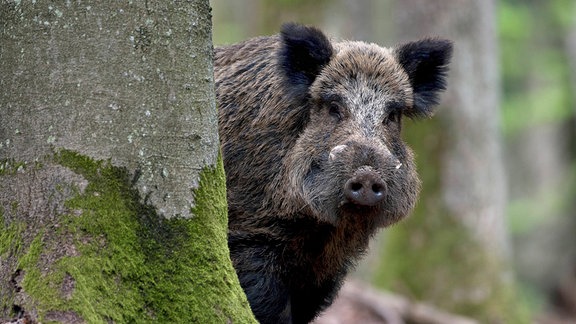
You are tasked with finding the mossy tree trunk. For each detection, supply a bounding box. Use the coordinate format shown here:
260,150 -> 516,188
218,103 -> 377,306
374,0 -> 530,322
0,1 -> 255,323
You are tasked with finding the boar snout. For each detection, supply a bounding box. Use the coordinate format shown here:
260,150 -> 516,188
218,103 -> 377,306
344,167 -> 386,206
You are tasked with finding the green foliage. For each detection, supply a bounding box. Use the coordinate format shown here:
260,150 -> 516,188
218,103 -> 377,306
498,3 -> 576,312
4,149 -> 254,323
550,0 -> 576,28
499,0 -> 575,136
500,51 -> 572,135
499,3 -> 532,43
507,177 -> 573,234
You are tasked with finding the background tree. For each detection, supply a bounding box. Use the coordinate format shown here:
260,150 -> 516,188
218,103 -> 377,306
0,1 -> 254,323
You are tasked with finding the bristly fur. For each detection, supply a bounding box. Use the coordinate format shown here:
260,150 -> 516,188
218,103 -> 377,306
394,38 -> 453,118
215,23 -> 452,324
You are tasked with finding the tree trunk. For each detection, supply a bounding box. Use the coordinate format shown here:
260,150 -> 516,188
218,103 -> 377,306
375,1 -> 530,322
0,1 -> 255,323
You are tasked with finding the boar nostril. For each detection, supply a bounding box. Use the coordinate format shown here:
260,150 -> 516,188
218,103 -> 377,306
344,170 -> 386,206
350,182 -> 363,192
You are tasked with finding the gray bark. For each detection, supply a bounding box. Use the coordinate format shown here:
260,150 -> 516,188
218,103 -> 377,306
1,0 -> 217,219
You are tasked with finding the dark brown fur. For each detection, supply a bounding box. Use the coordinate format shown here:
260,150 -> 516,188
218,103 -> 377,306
215,23 -> 452,324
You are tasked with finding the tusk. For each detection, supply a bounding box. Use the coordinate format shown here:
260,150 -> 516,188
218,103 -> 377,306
329,145 -> 348,161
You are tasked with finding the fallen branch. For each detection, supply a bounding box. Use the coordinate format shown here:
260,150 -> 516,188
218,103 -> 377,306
314,280 -> 478,324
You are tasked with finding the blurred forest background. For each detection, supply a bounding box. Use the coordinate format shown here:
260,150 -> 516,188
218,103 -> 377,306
210,0 -> 576,322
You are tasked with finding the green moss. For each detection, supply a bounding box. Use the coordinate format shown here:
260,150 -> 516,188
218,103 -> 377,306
17,231 -> 67,317
0,213 -> 25,315
0,159 -> 27,176
10,149 -> 254,323
165,152 -> 255,323
0,213 -> 24,257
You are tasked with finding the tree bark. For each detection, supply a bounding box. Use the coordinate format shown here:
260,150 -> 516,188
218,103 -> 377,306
374,1 -> 530,322
0,1 -> 255,323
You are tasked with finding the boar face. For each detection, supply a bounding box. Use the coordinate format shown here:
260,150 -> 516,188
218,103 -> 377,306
279,23 -> 452,227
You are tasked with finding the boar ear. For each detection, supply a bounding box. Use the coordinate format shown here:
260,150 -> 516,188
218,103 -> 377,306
394,38 -> 453,117
279,23 -> 334,90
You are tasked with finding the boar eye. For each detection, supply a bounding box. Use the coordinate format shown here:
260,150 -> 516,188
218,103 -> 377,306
328,101 -> 344,121
384,111 -> 402,126
384,102 -> 404,126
